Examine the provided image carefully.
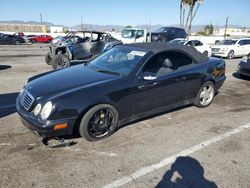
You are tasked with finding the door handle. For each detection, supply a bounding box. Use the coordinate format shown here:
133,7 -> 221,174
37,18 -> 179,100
182,76 -> 186,80
138,81 -> 158,89
138,85 -> 145,89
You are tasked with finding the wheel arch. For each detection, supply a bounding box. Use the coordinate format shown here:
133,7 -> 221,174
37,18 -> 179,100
73,99 -> 119,134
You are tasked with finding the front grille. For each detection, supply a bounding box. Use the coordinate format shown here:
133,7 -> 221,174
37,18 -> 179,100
212,48 -> 220,52
20,89 -> 34,111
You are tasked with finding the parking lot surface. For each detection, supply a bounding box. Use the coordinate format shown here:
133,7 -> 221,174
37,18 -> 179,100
0,44 -> 250,188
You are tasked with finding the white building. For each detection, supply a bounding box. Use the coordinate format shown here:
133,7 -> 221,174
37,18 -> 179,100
214,27 -> 250,36
50,26 -> 66,33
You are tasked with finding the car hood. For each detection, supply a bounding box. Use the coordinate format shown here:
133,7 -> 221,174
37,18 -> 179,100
26,65 -> 119,99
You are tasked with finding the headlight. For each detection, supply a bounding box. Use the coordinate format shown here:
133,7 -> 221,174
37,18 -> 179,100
33,104 -> 42,116
40,101 -> 53,120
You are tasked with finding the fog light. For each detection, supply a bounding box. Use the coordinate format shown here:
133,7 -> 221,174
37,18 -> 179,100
54,123 -> 68,130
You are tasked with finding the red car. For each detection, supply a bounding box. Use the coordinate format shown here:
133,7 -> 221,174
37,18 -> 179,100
29,35 -> 53,43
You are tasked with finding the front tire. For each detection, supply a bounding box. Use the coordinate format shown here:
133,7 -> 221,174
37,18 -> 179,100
52,54 -> 70,69
227,50 -> 234,59
79,104 -> 119,141
45,52 -> 52,65
194,81 -> 215,108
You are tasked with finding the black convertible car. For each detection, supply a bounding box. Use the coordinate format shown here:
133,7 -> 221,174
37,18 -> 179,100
16,43 -> 226,141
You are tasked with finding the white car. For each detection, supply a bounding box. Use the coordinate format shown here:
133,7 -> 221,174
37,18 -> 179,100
169,39 -> 211,56
185,40 -> 212,57
211,38 -> 250,59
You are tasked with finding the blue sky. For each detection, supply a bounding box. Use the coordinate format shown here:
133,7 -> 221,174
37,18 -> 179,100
0,0 -> 249,27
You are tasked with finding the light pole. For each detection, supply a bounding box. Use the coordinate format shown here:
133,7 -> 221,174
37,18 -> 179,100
224,17 -> 229,39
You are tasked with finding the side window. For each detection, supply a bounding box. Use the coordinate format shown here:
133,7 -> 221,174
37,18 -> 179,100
142,51 -> 194,77
193,40 -> 203,46
186,41 -> 193,46
240,40 -> 250,45
137,30 -> 144,37
245,40 -> 250,45
238,40 -> 244,45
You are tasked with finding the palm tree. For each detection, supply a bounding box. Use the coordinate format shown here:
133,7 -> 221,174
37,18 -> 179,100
185,0 -> 197,32
188,0 -> 203,34
180,0 -> 203,35
180,0 -> 188,27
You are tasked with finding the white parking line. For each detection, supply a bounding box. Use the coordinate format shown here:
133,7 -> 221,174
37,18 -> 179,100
103,123 -> 250,188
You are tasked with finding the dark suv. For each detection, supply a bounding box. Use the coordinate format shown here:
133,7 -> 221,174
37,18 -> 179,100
149,27 -> 187,42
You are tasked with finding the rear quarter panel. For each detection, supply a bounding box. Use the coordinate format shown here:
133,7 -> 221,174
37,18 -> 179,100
205,57 -> 226,90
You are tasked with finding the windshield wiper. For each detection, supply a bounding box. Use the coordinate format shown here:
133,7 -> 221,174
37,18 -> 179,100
95,68 -> 125,76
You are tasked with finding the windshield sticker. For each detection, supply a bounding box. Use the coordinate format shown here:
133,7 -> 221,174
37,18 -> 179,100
129,51 -> 146,57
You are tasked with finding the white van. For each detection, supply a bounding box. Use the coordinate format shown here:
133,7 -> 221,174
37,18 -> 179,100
121,28 -> 147,44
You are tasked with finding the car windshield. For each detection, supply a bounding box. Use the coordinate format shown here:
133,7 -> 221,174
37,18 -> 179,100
156,27 -> 170,33
169,39 -> 186,45
122,30 -> 136,39
88,47 -> 147,76
219,40 -> 237,45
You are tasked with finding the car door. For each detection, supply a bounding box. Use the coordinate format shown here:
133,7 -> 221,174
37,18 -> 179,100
236,40 -> 245,56
131,51 -> 188,115
241,39 -> 250,55
3,35 -> 13,44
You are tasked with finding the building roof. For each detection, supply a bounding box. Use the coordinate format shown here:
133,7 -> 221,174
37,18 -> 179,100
121,43 -> 209,63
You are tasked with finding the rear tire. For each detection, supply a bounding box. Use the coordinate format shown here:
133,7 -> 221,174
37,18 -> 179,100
203,51 -> 208,57
52,54 -> 70,69
79,104 -> 118,141
45,52 -> 52,65
14,41 -> 20,45
194,81 -> 215,108
31,39 -> 37,43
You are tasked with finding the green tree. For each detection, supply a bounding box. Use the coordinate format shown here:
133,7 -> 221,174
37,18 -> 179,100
204,24 -> 214,35
125,25 -> 133,28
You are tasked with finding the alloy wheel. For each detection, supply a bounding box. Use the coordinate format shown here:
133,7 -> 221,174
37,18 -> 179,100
199,84 -> 215,106
88,108 -> 114,138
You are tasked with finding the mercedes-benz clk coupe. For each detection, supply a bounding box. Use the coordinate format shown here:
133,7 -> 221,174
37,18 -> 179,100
16,43 -> 226,141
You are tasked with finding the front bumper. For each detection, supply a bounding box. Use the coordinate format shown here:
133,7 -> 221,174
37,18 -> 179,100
237,64 -> 250,76
16,95 -> 77,138
211,51 -> 228,58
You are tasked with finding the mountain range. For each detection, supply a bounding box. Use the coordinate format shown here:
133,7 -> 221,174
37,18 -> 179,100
0,20 -> 246,33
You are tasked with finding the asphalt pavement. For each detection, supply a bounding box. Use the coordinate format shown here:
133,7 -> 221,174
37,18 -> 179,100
0,44 -> 249,188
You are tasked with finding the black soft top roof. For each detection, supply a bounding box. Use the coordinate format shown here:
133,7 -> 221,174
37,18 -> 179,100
121,43 -> 209,63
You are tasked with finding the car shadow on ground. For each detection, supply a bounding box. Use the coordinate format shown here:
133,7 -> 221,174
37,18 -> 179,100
0,92 -> 19,119
0,65 -> 12,71
155,156 -> 218,188
232,72 -> 250,81
54,105 -> 194,142
118,104 -> 193,131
